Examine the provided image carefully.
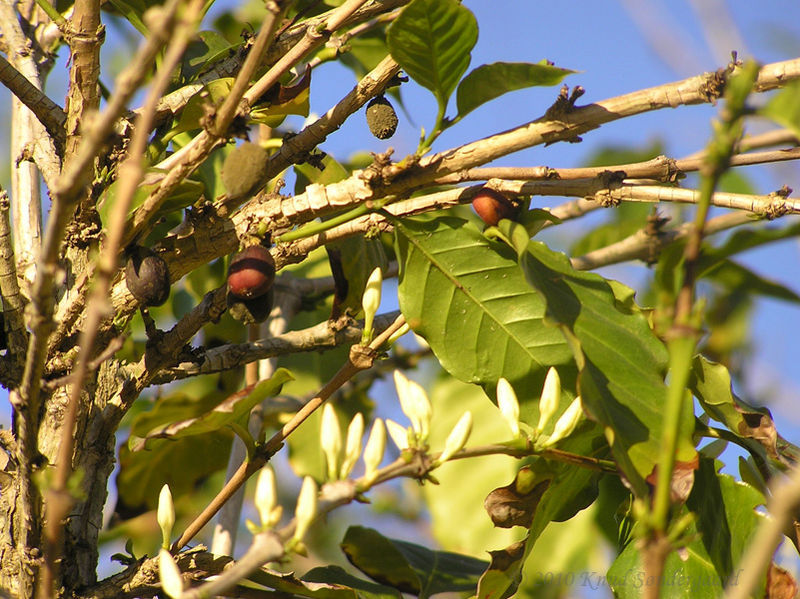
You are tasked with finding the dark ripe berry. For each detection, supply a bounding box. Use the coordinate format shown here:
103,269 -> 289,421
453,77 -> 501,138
221,142 -> 270,199
471,188 -> 517,226
366,96 -> 398,140
125,246 -> 171,307
227,245 -> 276,300
227,287 -> 274,324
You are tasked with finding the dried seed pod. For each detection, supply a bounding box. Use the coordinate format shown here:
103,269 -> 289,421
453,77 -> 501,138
471,188 -> 517,226
227,245 -> 276,300
366,96 -> 398,140
227,287 -> 274,325
221,142 -> 270,200
125,246 -> 170,307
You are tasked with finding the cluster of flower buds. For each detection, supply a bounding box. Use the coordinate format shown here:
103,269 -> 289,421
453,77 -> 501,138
387,370 -> 472,465
320,405 -> 368,481
495,368 -> 584,449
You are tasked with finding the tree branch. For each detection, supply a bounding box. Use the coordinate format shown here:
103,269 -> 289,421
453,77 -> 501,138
406,58 -> 800,182
38,1 -> 205,594
570,211 -> 755,271
151,310 -> 402,384
0,53 -> 66,144
135,0 -> 408,131
126,0 -> 375,247
258,53 -> 401,188
96,60 -> 800,343
0,190 -> 28,379
62,0 -> 102,160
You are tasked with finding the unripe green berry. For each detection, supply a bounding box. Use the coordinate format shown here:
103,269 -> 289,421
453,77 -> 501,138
221,142 -> 270,199
366,96 -> 398,140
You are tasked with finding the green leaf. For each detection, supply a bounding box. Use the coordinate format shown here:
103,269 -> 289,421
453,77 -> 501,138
503,221 -> 695,493
116,430 -> 233,511
394,216 -> 574,423
302,566 -> 402,599
760,80 -> 800,140
703,259 -> 800,303
180,31 -> 235,83
422,375 -> 520,556
695,221 -> 800,276
131,369 -> 293,448
106,0 -> 149,35
97,175 -> 203,229
607,458 -> 764,598
245,566 -> 401,599
387,0 -> 478,111
518,503 -> 610,596
689,356 -> 781,460
341,526 -> 488,596
570,203 -> 651,257
456,61 -> 575,119
339,32 -> 391,78
476,540 -> 525,599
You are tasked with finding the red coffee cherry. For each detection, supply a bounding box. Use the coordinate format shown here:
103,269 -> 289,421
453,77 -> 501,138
227,245 -> 276,300
471,188 -> 517,226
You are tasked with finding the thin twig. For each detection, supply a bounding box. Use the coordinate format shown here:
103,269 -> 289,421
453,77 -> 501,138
152,310 -> 402,383
128,0 -> 372,247
0,54 -> 66,143
211,2 -> 288,138
570,212 -> 754,271
645,62 -> 761,599
258,53 -> 401,187
436,146 -> 800,184
400,59 -> 800,183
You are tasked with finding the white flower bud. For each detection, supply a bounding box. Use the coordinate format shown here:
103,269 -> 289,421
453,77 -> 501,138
496,378 -> 520,437
254,466 -> 279,528
385,418 -> 410,451
361,267 -> 383,342
362,418 -> 386,485
542,397 -> 584,448
340,412 -> 365,479
158,549 -> 184,598
293,476 -> 318,542
536,367 -> 561,434
393,370 -> 432,443
157,484 -> 175,550
438,411 -> 472,464
320,403 -> 342,481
